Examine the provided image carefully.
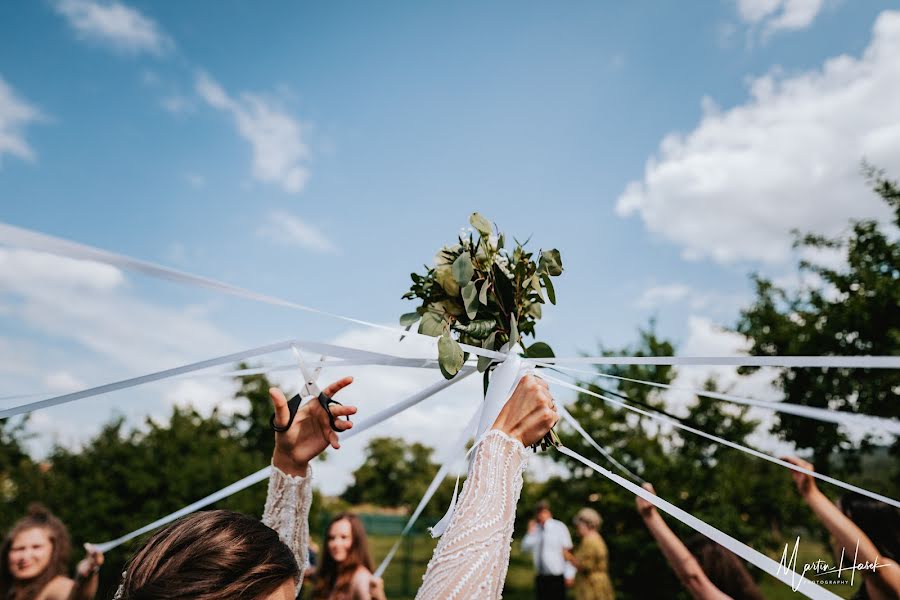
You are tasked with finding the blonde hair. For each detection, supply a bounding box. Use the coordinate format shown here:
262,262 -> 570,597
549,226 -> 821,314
574,508 -> 602,530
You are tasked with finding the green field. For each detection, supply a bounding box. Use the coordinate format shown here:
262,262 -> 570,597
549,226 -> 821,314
365,534 -> 862,600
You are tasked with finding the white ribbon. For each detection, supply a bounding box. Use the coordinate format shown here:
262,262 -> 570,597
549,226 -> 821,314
554,401 -> 645,484
540,363 -> 900,435
373,405 -> 482,577
531,355 -> 900,369
0,340 -> 297,419
557,445 -> 840,600
0,222 -> 505,363
89,369 -> 475,552
543,375 -> 900,509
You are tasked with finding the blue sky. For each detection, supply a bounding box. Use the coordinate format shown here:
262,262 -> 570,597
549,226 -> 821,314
1,1 -> 899,493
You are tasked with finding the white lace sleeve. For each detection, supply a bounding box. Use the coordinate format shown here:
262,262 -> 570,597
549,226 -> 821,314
416,429 -> 528,600
262,464 -> 313,590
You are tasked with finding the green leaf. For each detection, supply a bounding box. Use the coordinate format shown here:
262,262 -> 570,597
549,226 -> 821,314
477,354 -> 493,373
454,319 -> 495,339
540,249 -> 563,276
541,273 -> 556,304
399,312 -> 420,327
492,264 -> 515,313
478,281 -> 490,305
524,342 -> 555,359
509,314 -> 519,348
438,333 -> 464,379
469,212 -> 493,236
451,252 -> 474,286
462,282 -> 479,320
527,301 -> 542,319
418,312 -> 444,337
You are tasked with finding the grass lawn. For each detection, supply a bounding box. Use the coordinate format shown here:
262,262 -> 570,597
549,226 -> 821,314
365,534 -> 862,599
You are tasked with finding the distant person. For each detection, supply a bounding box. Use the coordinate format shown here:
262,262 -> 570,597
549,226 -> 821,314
636,483 -> 764,600
310,513 -> 382,600
564,508 -> 614,600
783,456 -> 900,600
0,504 -> 104,600
522,500 -> 574,600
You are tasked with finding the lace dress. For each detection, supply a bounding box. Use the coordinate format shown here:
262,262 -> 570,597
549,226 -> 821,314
262,464 -> 315,589
415,430 -> 529,599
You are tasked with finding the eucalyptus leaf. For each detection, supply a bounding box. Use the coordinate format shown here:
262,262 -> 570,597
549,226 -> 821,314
478,281 -> 490,305
540,249 -> 563,276
527,302 -> 542,319
509,314 -> 519,348
399,312 -> 420,327
454,319 -> 494,339
438,333 -> 464,379
469,212 -> 493,236
451,252 -> 474,286
541,273 -> 556,304
418,312 -> 444,337
524,342 -> 555,359
462,282 -> 478,319
477,354 -> 493,373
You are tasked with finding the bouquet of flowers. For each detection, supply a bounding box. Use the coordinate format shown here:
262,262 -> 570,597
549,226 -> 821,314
400,213 -> 564,448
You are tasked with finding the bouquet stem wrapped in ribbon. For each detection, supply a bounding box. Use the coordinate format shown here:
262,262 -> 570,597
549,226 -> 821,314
401,213 -> 564,450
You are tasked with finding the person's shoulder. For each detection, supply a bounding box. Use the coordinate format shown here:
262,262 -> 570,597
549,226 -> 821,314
550,518 -> 569,531
39,576 -> 75,600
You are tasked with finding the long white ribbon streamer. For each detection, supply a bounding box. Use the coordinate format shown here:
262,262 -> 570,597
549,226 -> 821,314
543,375 -> 900,509
540,363 -> 900,435
531,355 -> 900,369
0,340 -> 297,419
557,445 -> 840,600
554,401 -> 645,484
90,369 -> 474,552
373,406 -> 482,578
0,222 -> 505,362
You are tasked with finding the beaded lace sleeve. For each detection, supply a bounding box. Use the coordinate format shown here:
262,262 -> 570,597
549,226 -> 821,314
262,464 -> 313,587
416,429 -> 528,599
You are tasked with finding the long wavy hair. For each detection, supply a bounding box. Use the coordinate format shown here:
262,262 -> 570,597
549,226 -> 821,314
839,492 -> 900,563
686,535 -> 765,600
312,513 -> 373,600
0,504 -> 72,600
116,509 -> 298,600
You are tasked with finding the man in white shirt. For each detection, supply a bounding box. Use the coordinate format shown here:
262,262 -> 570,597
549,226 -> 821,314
522,500 -> 573,599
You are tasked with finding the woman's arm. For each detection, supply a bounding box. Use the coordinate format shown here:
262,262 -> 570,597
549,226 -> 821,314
65,545 -> 104,600
636,484 -> 730,600
263,377 -> 358,590
416,375 -> 557,600
783,456 -> 900,599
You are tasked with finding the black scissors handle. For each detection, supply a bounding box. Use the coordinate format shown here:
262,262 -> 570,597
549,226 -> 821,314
270,393 -> 304,432
317,392 -> 347,432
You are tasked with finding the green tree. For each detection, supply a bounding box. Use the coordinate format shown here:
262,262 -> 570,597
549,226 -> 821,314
532,326 -> 807,599
736,166 -> 900,477
342,436 -> 456,515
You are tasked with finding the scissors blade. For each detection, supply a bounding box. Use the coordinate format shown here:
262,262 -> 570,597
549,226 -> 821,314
291,345 -> 322,397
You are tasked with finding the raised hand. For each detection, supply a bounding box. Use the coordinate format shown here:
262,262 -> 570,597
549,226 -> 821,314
635,482 -> 658,519
75,543 -> 104,578
491,374 -> 557,447
781,456 -> 818,499
270,376 -> 357,476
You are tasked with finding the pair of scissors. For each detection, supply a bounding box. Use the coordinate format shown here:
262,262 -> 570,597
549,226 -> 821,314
270,345 -> 346,433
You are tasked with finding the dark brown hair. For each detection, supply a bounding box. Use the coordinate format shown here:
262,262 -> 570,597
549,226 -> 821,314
0,504 -> 72,600
686,535 -> 765,600
117,509 -> 298,600
311,513 -> 373,600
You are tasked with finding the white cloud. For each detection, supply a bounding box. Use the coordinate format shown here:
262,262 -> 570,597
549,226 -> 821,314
0,248 -> 237,374
637,284 -> 691,309
196,72 -> 311,194
737,0 -> 824,37
617,11 -> 900,264
54,0 -> 171,55
184,172 -> 205,188
44,371 -> 87,393
0,76 -> 43,164
257,211 -> 337,254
